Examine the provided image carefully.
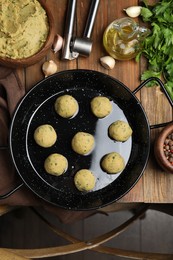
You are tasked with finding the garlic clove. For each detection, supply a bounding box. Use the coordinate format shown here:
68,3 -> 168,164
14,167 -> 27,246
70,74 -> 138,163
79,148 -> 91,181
52,34 -> 63,53
124,6 -> 142,18
42,60 -> 58,77
100,56 -> 116,70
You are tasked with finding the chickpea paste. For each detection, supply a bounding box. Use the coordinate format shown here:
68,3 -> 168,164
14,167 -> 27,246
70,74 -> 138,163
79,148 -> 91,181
0,0 -> 49,59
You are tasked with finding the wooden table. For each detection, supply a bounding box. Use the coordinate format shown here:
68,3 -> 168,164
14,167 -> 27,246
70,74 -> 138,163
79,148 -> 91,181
18,0 -> 173,206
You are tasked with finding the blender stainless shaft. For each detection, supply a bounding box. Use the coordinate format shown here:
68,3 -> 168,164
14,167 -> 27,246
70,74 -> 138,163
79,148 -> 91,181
61,0 -> 79,60
83,0 -> 100,38
62,0 -> 100,60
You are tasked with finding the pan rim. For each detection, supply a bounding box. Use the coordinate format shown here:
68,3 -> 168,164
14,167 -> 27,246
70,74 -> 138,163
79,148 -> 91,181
9,69 -> 150,210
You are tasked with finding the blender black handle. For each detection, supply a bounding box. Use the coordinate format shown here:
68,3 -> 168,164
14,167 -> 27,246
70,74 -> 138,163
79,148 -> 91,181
83,0 -> 100,39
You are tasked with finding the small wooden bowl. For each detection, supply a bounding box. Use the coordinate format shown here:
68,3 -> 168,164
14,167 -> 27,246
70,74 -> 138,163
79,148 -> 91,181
154,123 -> 173,174
0,0 -> 55,68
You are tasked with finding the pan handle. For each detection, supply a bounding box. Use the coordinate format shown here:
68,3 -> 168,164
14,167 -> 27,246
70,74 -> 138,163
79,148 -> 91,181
0,183 -> 24,200
0,146 -> 24,199
0,145 -> 8,150
133,77 -> 173,129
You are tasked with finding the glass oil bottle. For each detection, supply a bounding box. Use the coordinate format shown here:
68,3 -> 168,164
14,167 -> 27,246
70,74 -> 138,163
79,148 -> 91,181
103,17 -> 150,60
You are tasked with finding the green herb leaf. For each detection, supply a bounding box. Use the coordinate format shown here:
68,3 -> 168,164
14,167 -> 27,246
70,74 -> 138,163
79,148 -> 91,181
165,81 -> 173,101
139,0 -> 173,100
140,7 -> 153,22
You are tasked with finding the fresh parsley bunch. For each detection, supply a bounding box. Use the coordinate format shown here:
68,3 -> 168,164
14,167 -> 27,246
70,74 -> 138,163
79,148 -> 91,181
137,0 -> 173,100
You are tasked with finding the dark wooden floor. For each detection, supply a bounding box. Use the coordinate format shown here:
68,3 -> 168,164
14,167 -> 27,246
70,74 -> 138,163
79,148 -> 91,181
0,206 -> 173,259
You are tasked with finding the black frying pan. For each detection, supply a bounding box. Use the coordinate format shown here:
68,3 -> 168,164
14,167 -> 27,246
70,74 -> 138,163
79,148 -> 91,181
1,70 -> 172,210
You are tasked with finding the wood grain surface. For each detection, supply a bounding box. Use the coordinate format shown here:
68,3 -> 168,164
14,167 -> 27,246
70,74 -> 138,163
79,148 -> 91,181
19,0 -> 173,204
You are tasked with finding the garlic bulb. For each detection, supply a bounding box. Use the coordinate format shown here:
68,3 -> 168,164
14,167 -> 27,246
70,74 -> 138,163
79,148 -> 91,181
42,60 -> 58,77
52,34 -> 63,53
100,56 -> 116,70
124,6 -> 142,18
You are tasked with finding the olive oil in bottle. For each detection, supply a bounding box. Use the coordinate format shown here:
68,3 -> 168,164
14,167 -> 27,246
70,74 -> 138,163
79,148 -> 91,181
103,17 -> 150,60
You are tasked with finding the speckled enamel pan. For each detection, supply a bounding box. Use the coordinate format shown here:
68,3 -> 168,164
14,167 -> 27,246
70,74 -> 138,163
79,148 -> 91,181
4,70 -> 172,210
